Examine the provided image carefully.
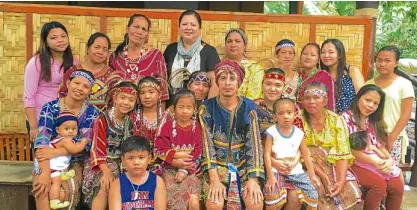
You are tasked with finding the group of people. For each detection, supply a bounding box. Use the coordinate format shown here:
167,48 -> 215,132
23,9 -> 414,210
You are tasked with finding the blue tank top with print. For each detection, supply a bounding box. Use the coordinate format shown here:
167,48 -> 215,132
120,172 -> 156,210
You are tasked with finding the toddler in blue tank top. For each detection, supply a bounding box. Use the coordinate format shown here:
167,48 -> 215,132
109,136 -> 167,210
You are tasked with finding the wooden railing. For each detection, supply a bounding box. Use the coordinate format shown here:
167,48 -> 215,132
0,133 -> 32,161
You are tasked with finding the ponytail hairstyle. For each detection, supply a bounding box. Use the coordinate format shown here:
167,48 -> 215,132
376,45 -> 400,73
114,14 -> 152,57
36,21 -> 73,82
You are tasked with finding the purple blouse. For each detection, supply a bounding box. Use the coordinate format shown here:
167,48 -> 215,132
23,55 -> 78,120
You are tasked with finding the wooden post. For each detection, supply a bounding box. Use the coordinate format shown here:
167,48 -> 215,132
289,1 -> 304,14
354,2 -> 379,79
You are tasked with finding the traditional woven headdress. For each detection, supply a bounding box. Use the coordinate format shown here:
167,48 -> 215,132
70,70 -> 95,87
214,60 -> 245,86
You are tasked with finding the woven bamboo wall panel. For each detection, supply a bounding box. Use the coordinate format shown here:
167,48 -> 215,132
244,22 -> 310,62
0,12 -> 27,132
106,17 -> 171,52
32,14 -> 100,62
316,24 -> 365,71
200,20 -> 239,57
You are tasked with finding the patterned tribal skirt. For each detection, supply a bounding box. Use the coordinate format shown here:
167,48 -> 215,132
263,172 -> 318,209
82,158 -> 121,206
308,146 -> 362,210
162,169 -> 201,209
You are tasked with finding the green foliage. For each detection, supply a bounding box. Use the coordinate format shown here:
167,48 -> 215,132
326,1 -> 356,16
264,1 -> 289,14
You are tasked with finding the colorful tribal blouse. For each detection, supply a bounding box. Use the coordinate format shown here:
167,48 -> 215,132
199,97 -> 264,179
238,59 -> 264,100
154,114 -> 202,174
301,109 -> 354,165
58,64 -> 114,111
109,48 -> 169,101
34,98 -> 99,161
89,112 -> 133,170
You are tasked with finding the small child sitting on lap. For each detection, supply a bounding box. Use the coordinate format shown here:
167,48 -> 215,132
263,98 -> 320,210
34,110 -> 88,209
349,131 -> 400,179
109,136 -> 167,210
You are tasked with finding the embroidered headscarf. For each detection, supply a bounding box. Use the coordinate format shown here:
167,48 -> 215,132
214,60 -> 245,86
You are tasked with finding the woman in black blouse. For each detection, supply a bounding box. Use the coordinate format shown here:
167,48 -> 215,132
164,9 -> 220,98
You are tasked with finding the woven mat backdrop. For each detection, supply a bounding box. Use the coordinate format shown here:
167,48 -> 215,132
0,4 -> 373,132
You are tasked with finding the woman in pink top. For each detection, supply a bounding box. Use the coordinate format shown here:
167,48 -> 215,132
23,21 -> 77,141
341,84 -> 403,210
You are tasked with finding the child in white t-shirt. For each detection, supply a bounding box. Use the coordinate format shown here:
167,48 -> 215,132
263,98 -> 320,209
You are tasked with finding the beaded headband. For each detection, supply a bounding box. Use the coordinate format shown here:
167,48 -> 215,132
189,73 -> 210,85
70,71 -> 95,87
275,43 -> 295,51
264,73 -> 285,82
304,89 -> 328,98
139,81 -> 161,92
115,87 -> 138,96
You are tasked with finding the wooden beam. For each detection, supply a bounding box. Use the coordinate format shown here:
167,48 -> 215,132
25,13 -> 33,63
0,2 -> 373,25
362,19 -> 372,79
100,15 -> 107,34
296,1 -> 304,15
309,23 -> 316,43
171,19 -> 178,43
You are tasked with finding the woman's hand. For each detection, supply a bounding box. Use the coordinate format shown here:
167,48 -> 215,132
330,181 -> 344,197
32,172 -> 51,198
174,152 -> 193,159
29,130 -> 38,142
243,178 -> 264,204
170,158 -> 193,169
35,146 -> 58,161
386,134 -> 398,152
208,177 -> 226,204
276,160 -> 291,175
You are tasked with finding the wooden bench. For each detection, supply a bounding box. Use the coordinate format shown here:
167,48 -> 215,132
0,133 -> 32,161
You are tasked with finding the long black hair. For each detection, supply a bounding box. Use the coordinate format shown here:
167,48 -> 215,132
36,21 -> 73,82
301,42 -> 321,69
114,14 -> 151,57
350,84 -> 387,145
321,39 -> 347,99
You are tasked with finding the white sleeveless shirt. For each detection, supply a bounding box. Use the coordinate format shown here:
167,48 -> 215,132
266,125 -> 304,175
